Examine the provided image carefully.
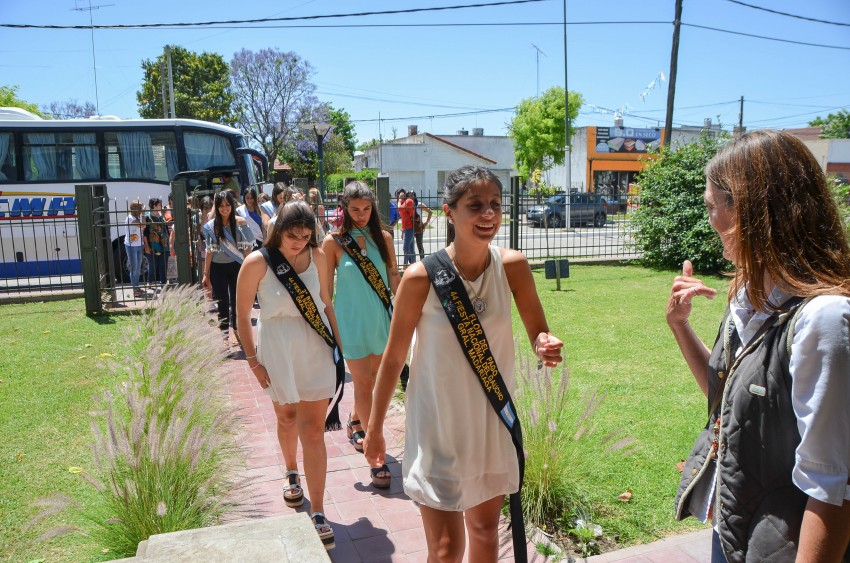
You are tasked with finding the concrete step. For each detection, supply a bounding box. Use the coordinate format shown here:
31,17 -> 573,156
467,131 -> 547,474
106,514 -> 331,563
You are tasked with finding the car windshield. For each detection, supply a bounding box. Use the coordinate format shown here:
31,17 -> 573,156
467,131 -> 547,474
547,195 -> 562,204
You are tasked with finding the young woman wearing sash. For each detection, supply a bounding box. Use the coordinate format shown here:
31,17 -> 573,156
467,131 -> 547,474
235,187 -> 264,250
235,200 -> 339,550
202,190 -> 255,343
322,181 -> 400,487
260,182 -> 287,237
365,166 -> 563,562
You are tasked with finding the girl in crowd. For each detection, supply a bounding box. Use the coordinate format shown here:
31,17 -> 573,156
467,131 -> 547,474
308,187 -> 326,236
125,199 -> 145,297
202,190 -> 255,345
143,197 -> 169,286
365,165 -> 563,561
236,187 -> 264,250
260,182 -> 287,236
407,190 -> 433,260
668,130 -> 850,562
236,200 -> 339,550
322,182 -> 400,488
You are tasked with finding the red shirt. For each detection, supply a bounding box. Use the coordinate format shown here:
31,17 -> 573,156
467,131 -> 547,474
400,198 -> 415,230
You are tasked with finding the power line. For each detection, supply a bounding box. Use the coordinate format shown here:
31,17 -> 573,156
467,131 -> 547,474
2,0 -> 546,29
352,107 -> 515,124
683,22 -> 850,51
722,0 -> 850,27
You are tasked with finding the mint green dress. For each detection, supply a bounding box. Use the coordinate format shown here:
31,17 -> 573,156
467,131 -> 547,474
334,228 -> 392,360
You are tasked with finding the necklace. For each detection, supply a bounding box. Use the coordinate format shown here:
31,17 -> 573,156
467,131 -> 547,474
451,246 -> 491,314
352,227 -> 368,257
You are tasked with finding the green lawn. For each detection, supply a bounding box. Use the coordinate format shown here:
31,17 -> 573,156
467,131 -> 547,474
0,264 -> 729,560
0,301 -> 134,562
513,263 -> 728,544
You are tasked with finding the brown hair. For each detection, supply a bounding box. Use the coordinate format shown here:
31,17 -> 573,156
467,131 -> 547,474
337,181 -> 392,268
443,165 -> 503,245
265,200 -> 319,249
705,129 -> 850,312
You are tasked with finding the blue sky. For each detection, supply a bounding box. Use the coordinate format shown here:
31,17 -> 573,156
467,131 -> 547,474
2,0 -> 848,144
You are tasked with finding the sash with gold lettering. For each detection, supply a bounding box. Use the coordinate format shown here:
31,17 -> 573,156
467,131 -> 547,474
260,247 -> 344,431
422,249 -> 526,563
332,232 -> 393,317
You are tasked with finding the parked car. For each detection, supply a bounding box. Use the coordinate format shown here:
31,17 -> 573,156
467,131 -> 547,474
526,193 -> 608,228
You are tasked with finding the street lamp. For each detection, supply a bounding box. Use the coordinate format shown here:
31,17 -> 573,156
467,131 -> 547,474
308,122 -> 333,202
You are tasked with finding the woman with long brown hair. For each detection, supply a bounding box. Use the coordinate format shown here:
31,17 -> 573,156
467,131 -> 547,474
322,181 -> 400,488
668,130 -> 850,562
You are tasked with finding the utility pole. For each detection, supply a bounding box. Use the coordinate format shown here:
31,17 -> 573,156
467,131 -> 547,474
165,45 -> 176,119
160,60 -> 168,118
737,95 -> 745,136
378,112 -> 383,174
563,0 -> 571,194
531,43 -> 546,97
72,0 -> 114,115
663,0 -> 683,148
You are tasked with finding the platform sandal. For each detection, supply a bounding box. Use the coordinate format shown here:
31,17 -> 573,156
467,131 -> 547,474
311,512 -> 335,550
346,413 -> 365,453
371,464 -> 391,489
282,469 -> 304,507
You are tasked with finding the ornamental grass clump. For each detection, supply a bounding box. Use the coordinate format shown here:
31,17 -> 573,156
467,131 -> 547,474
30,285 -> 253,557
515,343 -> 637,532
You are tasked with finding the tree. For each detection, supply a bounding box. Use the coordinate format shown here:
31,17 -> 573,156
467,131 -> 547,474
287,103 -> 353,180
137,46 -> 235,123
810,109 -> 850,139
630,131 -> 731,274
229,48 -> 318,169
357,138 -> 381,152
509,86 -> 583,178
42,99 -> 97,119
0,85 -> 45,117
328,106 -> 356,160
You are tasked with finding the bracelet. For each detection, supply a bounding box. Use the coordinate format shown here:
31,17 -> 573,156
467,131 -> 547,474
245,355 -> 256,360
248,362 -> 260,370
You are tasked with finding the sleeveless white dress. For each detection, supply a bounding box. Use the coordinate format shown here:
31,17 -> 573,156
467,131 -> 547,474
256,250 -> 336,405
403,245 -> 519,511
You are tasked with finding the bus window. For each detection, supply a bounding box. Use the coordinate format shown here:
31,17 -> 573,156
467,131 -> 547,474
70,132 -> 100,180
184,131 -> 236,171
23,133 -> 66,181
0,132 -> 17,181
104,131 -> 177,182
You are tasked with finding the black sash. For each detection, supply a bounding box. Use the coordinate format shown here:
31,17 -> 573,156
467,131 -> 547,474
422,249 -> 527,563
260,247 -> 345,431
332,232 -> 393,318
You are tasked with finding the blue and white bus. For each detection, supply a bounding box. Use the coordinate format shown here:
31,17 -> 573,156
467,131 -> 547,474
0,107 -> 266,281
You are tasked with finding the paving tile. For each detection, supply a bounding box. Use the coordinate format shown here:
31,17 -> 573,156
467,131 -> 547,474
381,508 -> 422,533
328,537 -> 362,563
353,533 -> 400,560
390,527 -> 428,554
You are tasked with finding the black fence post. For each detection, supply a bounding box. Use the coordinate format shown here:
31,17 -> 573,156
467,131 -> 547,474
171,180 -> 193,284
376,174 -> 390,226
510,176 -> 520,251
75,184 -> 102,315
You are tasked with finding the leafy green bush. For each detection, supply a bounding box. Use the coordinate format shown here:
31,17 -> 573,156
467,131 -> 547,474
828,174 -> 850,236
31,286 -> 251,557
630,132 -> 731,274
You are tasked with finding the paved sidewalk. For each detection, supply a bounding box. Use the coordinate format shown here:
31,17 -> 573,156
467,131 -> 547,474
226,353 -> 712,562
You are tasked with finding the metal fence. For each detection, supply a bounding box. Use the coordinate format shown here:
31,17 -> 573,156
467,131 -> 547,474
1,183 -> 640,305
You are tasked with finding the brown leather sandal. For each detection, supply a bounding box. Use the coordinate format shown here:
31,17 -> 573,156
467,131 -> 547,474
371,465 -> 391,489
282,470 -> 304,507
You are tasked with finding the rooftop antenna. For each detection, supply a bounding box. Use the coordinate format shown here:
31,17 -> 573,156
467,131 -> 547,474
72,0 -> 114,115
531,43 -> 547,97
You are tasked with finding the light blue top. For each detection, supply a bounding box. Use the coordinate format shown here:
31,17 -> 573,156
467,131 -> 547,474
334,228 -> 391,359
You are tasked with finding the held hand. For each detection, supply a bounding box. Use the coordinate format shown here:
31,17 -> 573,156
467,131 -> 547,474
666,260 -> 717,325
363,431 -> 386,471
535,332 -> 564,368
202,274 -> 211,290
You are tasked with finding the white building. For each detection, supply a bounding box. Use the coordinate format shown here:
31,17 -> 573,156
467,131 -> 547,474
354,126 -> 516,199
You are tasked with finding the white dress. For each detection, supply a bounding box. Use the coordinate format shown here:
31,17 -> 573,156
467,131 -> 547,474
403,245 -> 519,511
256,250 -> 336,405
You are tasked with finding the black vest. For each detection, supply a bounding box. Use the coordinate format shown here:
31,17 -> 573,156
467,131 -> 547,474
676,301 -> 850,563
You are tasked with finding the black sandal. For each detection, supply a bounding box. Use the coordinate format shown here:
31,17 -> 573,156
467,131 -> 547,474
311,512 -> 335,550
346,414 -> 365,453
371,465 -> 391,489
282,470 -> 304,507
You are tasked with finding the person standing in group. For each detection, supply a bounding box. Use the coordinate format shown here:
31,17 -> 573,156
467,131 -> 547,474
322,181 -> 400,488
236,200 -> 340,550
143,197 -> 169,287
399,190 -> 416,266
260,182 -> 287,236
365,165 -> 563,562
407,190 -> 433,260
125,199 -> 146,297
202,190 -> 255,346
668,130 -> 850,562
236,187 -> 264,250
